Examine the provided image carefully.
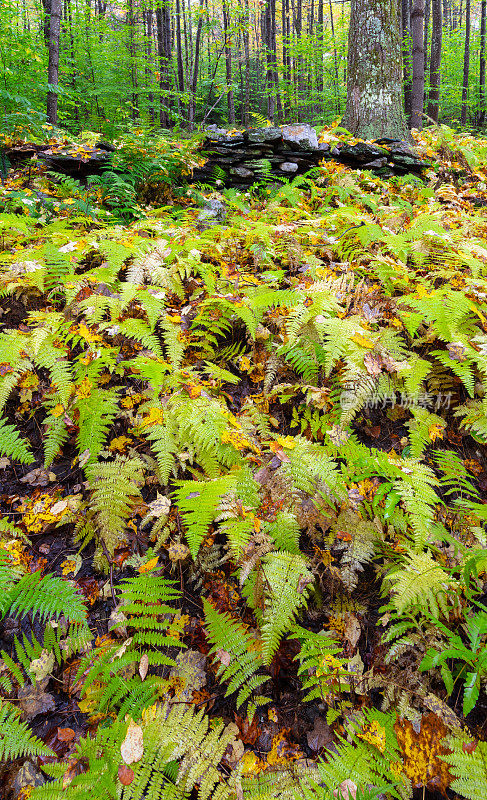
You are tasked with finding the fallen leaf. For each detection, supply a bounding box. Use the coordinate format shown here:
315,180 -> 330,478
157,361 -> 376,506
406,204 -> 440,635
57,727 -> 76,742
29,650 -> 55,682
344,614 -> 361,650
120,720 -> 144,765
139,652 -> 149,681
118,765 -> 135,785
333,779 -> 357,800
138,556 -> 159,573
18,682 -> 56,720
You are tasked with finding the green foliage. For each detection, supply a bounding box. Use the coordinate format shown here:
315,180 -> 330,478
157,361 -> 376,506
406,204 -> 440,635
203,599 -> 268,717
0,699 -> 55,761
442,734 -> 487,800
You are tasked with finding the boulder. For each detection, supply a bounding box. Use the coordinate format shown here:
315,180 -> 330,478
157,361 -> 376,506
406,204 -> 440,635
279,161 -> 299,173
196,197 -> 228,230
281,123 -> 319,150
246,127 -> 283,144
230,166 -> 255,179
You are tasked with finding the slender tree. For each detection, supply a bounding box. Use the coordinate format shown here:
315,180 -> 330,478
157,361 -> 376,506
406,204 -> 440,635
222,0 -> 235,123
341,0 -> 410,139
427,0 -> 442,122
479,0 -> 486,125
46,0 -> 62,124
402,0 -> 413,120
460,0 -> 470,124
410,0 -> 425,129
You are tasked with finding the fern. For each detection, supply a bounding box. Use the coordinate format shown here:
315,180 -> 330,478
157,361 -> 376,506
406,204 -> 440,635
0,415 -> 34,464
86,455 -> 145,559
442,734 -> 487,800
259,551 -> 314,665
381,549 -> 460,618
0,699 -> 55,761
174,474 -> 237,558
76,387 -> 120,463
203,599 -> 268,717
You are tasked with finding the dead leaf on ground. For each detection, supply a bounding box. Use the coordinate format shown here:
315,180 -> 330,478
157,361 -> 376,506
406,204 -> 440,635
18,681 -> 56,719
120,719 -> 144,765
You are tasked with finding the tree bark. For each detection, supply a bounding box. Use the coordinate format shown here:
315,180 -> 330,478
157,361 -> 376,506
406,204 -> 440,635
410,0 -> 425,129
222,0 -> 235,123
156,0 -> 172,127
402,0 -> 412,120
479,0 -> 486,125
46,0 -> 62,124
188,0 -> 204,128
427,0 -> 442,122
460,0 -> 470,125
341,0 -> 410,139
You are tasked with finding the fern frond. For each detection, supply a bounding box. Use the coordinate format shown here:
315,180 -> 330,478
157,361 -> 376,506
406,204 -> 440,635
0,700 -> 55,761
0,416 -> 34,464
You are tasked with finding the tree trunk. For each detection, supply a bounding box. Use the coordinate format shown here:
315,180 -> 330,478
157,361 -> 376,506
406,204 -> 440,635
243,0 -> 251,126
460,0 -> 470,125
127,0 -> 138,119
341,0 -> 410,139
410,0 -> 425,129
423,0 -> 430,74
156,0 -> 172,127
402,0 -> 413,119
222,0 -> 235,123
479,0 -> 486,125
46,0 -> 62,124
188,0 -> 204,128
427,0 -> 442,122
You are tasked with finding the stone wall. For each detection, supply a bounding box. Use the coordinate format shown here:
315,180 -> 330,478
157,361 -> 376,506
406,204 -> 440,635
192,123 -> 427,187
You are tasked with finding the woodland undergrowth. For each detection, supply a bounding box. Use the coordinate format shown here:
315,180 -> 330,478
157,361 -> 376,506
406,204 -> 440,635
0,124 -> 486,800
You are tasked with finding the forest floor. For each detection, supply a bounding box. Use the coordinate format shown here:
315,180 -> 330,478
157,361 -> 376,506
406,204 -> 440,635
0,123 -> 487,800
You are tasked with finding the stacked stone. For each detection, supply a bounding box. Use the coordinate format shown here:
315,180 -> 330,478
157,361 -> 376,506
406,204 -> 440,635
192,124 -> 427,187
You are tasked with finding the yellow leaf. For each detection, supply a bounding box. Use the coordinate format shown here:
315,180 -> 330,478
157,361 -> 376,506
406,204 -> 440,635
52,403 -> 64,418
428,423 -> 445,442
351,332 -> 374,348
138,557 -> 159,573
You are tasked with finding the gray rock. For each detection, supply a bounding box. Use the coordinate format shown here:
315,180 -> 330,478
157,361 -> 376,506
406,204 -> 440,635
339,142 -> 389,162
362,158 -> 388,169
279,161 -> 299,173
196,197 -> 228,230
281,123 -> 319,150
230,166 -> 254,179
246,127 -> 283,144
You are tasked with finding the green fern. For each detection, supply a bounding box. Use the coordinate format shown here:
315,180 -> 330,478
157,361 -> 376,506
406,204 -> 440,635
86,455 -> 145,559
174,474 -> 237,558
0,415 -> 34,464
442,734 -> 487,800
0,699 -> 55,761
203,599 -> 269,717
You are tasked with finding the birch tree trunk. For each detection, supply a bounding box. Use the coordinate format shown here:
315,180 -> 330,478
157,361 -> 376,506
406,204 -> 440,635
341,0 -> 409,139
222,0 -> 235,124
46,0 -> 62,124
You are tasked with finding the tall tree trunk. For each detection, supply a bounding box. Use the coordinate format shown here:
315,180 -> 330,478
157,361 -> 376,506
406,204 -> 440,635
145,5 -> 155,125
427,0 -> 442,121
127,0 -> 138,119
156,0 -> 172,127
46,0 -> 62,124
402,0 -> 413,119
342,0 -> 409,139
479,0 -> 486,125
243,0 -> 251,126
329,0 -> 340,115
188,0 -> 204,128
222,0 -> 235,123
423,0 -> 430,74
175,0 -> 185,114
410,0 -> 425,129
460,0 -> 470,124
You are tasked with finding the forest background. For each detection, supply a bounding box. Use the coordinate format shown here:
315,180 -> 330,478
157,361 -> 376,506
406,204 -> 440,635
1,0 -> 487,137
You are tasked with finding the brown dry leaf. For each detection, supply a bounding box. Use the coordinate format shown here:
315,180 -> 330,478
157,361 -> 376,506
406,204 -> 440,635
344,613 -> 361,650
18,681 -> 56,720
423,693 -> 461,730
139,652 -> 149,681
363,352 -> 383,376
120,719 -> 144,765
215,648 -> 232,667
20,468 -> 55,487
333,779 -> 357,800
57,727 -> 76,742
394,712 -> 452,792
306,717 -> 334,753
118,765 -> 135,785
